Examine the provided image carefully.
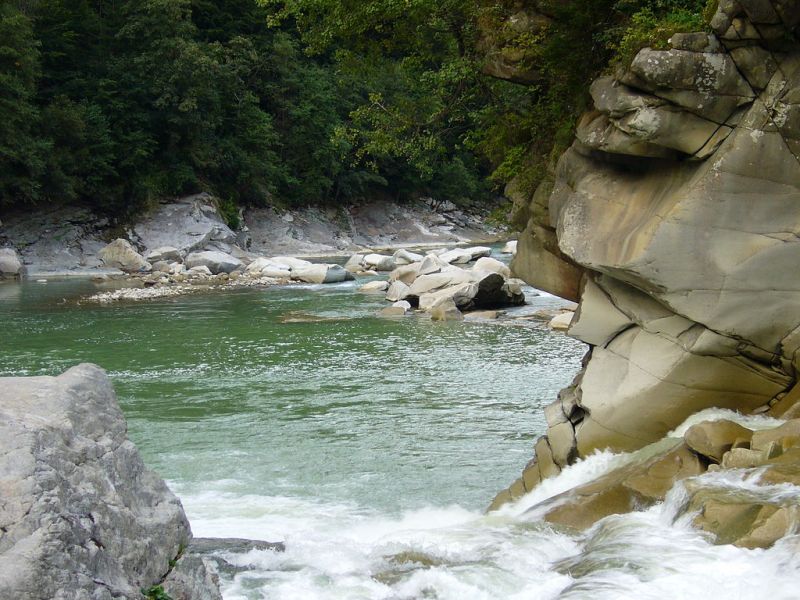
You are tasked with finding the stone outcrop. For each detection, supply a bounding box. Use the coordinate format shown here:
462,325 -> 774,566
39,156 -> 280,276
134,193 -> 238,258
0,364 -> 220,599
0,247 -> 25,279
514,417 -> 800,549
494,0 -> 800,528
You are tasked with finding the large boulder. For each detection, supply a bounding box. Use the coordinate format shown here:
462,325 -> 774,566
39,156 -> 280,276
291,263 -> 349,284
363,253 -> 396,271
0,364 -> 220,599
0,247 -> 25,279
134,193 -> 237,257
185,250 -> 243,274
495,0 -> 800,507
472,256 -> 511,279
98,238 -> 151,273
393,249 -> 424,265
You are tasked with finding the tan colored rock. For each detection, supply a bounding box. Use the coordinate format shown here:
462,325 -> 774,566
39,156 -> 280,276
430,297 -> 464,322
389,263 -> 421,285
541,441 -> 705,530
548,311 -> 574,331
99,239 -> 150,273
684,420 -> 754,462
751,419 -> 800,452
358,280 -> 389,293
385,280 -> 410,302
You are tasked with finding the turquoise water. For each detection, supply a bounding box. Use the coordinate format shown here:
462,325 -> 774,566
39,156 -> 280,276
0,277 -> 582,512
3,277 -> 800,599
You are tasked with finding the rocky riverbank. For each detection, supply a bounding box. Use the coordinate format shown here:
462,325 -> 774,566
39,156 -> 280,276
0,194 -> 504,279
487,0 -> 800,550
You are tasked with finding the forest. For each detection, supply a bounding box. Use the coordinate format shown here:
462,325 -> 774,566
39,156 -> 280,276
1,0 -> 708,221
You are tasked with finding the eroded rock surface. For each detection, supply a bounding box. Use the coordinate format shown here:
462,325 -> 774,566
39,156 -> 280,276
497,0 -> 800,517
0,364 -> 220,599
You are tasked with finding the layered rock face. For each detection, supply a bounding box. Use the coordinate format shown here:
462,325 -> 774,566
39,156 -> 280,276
498,0 -> 800,505
0,364 -> 220,599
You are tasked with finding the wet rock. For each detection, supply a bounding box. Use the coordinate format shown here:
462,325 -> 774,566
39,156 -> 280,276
386,280 -> 411,302
185,250 -> 243,275
162,555 -> 223,600
540,441 -> 706,530
379,306 -> 409,317
684,420 -> 754,462
430,297 -> 464,322
98,238 -> 151,273
0,364 -> 220,599
359,280 -> 390,293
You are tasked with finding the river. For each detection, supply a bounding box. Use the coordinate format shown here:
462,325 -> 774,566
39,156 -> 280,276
1,273 -> 798,599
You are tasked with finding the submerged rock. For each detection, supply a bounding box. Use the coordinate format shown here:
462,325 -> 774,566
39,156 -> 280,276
0,364 -> 220,599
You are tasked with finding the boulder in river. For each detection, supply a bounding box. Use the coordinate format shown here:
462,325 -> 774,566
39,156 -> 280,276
363,253 -> 397,271
430,297 -> 464,322
292,263 -> 349,284
393,249 -> 424,265
0,364 -> 221,599
501,240 -> 517,255
98,238 -> 151,273
0,247 -> 25,279
359,280 -> 390,293
185,250 -> 243,274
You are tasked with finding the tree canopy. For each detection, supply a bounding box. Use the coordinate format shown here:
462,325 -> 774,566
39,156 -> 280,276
0,0 -> 711,222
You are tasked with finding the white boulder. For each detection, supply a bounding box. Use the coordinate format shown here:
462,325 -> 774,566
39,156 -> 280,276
185,250 -> 243,274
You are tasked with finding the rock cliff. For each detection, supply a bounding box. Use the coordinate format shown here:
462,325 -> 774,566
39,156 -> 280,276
0,364 -> 221,600
494,0 -> 800,512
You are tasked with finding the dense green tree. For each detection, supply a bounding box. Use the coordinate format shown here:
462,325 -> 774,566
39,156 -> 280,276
0,4 -> 45,204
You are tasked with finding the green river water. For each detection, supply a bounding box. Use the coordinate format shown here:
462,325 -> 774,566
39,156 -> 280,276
0,277 -> 581,513
3,275 -> 800,600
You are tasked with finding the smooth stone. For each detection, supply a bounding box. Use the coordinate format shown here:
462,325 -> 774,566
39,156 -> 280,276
184,250 -> 243,274
684,419 -> 754,462
430,297 -> 465,322
98,238 -> 151,273
548,311 -> 574,331
359,280 -> 390,293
